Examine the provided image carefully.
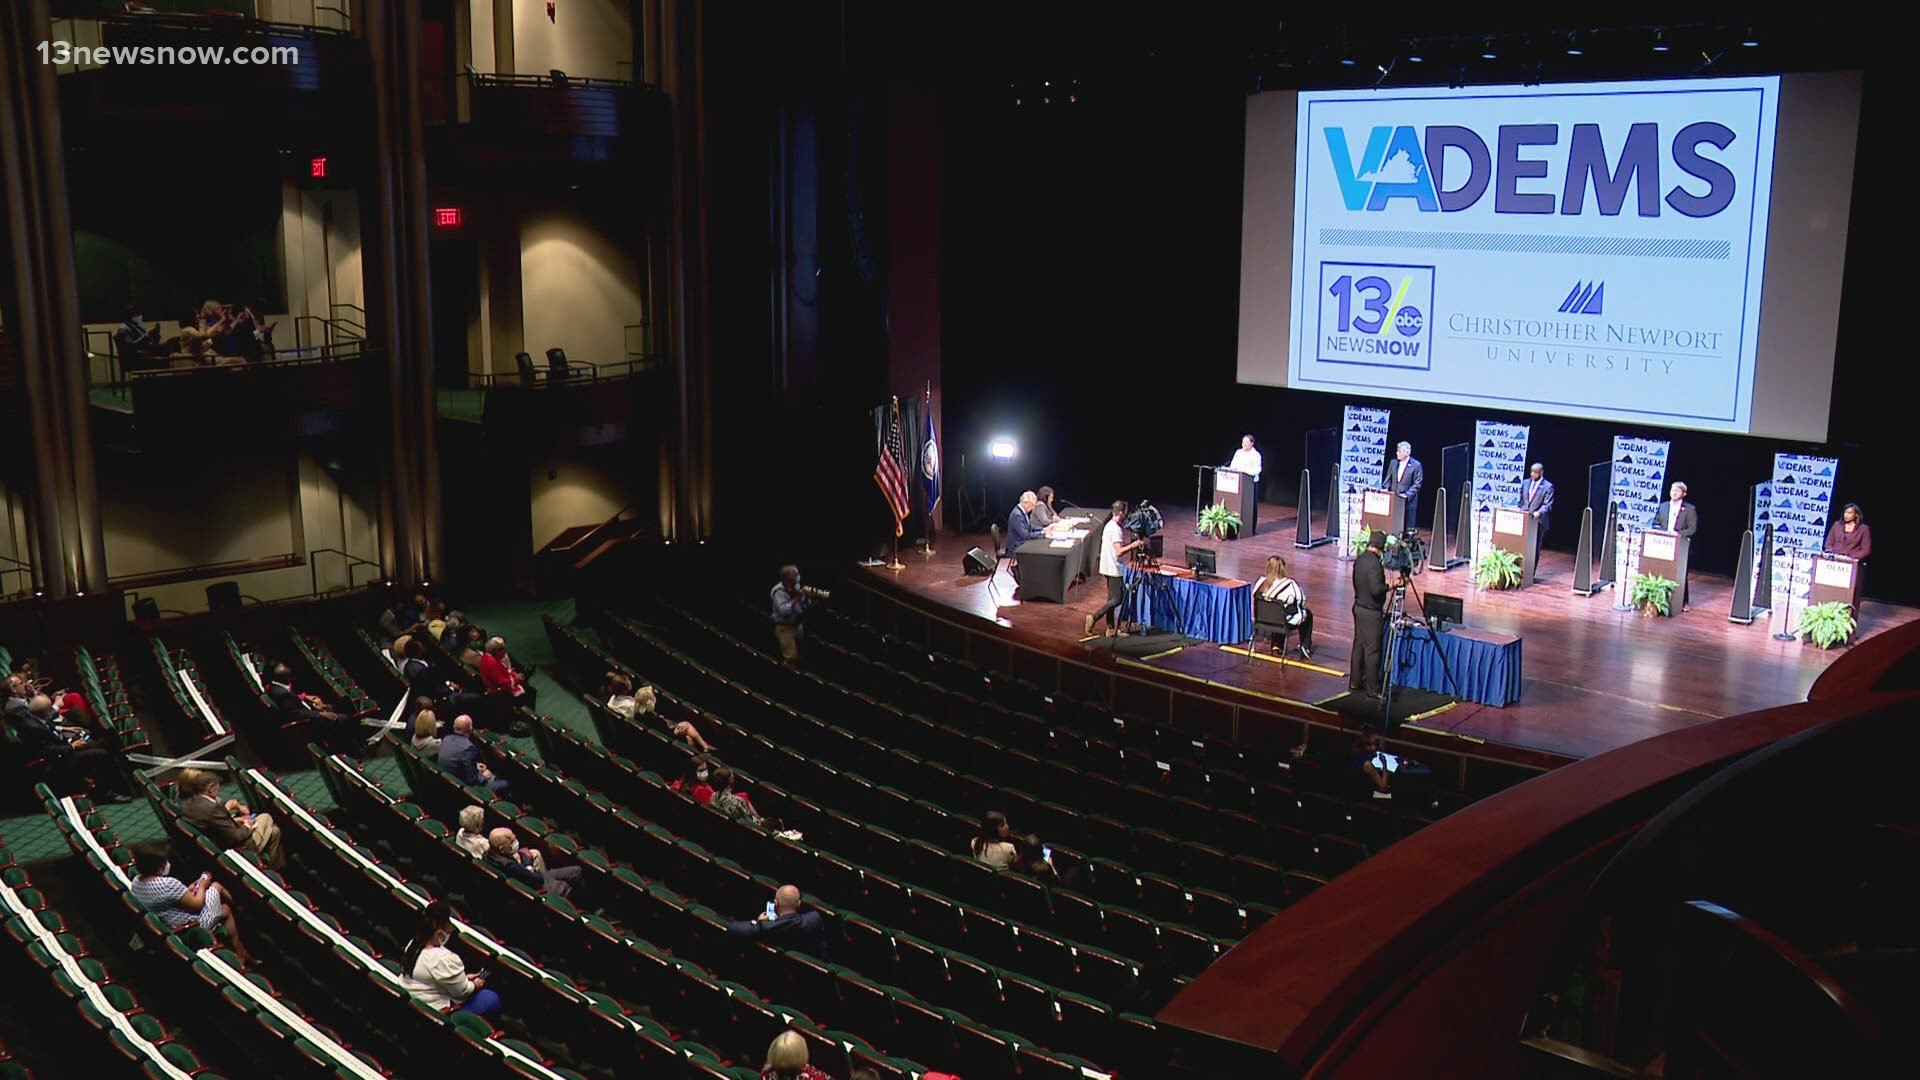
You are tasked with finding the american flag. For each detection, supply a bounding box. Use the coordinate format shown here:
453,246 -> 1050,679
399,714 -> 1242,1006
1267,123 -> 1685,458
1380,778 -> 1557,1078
875,397 -> 910,537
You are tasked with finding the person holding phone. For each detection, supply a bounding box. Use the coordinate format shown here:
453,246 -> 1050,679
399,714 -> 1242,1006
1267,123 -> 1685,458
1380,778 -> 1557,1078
400,901 -> 500,1024
725,884 -> 831,961
1353,732 -> 1392,794
129,843 -> 252,965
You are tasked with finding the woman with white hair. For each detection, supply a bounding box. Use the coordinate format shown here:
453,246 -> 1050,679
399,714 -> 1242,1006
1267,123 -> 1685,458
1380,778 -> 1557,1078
762,1030 -> 833,1080
479,636 -> 538,712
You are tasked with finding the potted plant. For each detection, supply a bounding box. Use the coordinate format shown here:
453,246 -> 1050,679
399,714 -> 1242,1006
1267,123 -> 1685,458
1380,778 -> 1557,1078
1350,530 -> 1398,557
1198,503 -> 1242,541
1628,572 -> 1677,617
1797,601 -> 1857,649
1474,547 -> 1523,591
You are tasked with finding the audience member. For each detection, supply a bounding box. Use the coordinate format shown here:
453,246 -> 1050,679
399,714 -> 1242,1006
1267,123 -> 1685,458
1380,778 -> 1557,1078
265,662 -> 366,751
485,827 -> 581,900
411,710 -> 442,755
405,592 -> 430,625
177,767 -> 283,867
438,715 -> 509,794
113,304 -> 166,371
769,564 -> 814,664
379,598 -> 421,644
423,601 -> 449,642
728,884 -> 831,961
455,806 -> 491,859
670,756 -> 715,804
480,637 -> 538,712
400,901 -> 500,1024
6,690 -> 133,802
1354,733 -> 1392,795
970,811 -> 1019,870
606,671 -> 713,751
762,1029 -> 834,1080
129,843 -> 251,965
708,766 -> 761,824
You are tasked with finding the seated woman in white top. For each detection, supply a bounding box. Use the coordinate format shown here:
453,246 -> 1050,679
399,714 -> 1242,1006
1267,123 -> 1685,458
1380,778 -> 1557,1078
400,901 -> 500,1024
1253,555 -> 1314,659
969,811 -> 1020,870
411,710 -> 442,756
604,671 -> 714,753
453,805 -> 544,870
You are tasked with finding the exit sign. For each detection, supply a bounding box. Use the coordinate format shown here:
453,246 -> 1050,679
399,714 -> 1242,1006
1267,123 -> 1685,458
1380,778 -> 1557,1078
309,156 -> 327,178
433,207 -> 463,228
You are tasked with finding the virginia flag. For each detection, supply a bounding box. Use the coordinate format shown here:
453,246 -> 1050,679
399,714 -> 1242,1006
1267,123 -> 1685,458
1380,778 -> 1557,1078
921,387 -> 941,515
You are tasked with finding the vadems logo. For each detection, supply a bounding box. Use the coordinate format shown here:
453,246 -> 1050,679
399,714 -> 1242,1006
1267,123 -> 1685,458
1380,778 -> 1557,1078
1558,281 -> 1605,316
1323,121 -> 1740,217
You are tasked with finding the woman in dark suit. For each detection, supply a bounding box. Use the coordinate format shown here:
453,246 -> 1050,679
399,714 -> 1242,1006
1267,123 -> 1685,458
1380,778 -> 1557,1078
1824,503 -> 1871,562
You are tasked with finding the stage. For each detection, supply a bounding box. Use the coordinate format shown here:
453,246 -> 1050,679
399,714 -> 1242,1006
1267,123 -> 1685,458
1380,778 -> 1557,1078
860,501 -> 1917,762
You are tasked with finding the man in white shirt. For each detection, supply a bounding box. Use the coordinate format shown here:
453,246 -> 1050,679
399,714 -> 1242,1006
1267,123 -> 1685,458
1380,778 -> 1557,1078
1229,435 -> 1262,483
1084,501 -> 1146,637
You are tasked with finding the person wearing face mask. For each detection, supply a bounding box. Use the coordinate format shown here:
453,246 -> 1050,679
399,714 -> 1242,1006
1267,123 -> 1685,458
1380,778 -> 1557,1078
400,901 -> 500,1024
671,756 -> 717,805
129,843 -> 252,965
485,827 -> 582,900
114,304 -> 164,373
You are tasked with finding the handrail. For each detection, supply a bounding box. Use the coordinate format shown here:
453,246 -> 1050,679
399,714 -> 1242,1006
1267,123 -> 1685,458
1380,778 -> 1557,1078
468,70 -> 634,91
102,9 -> 350,39
463,355 -> 659,389
121,342 -> 367,381
311,547 -> 383,597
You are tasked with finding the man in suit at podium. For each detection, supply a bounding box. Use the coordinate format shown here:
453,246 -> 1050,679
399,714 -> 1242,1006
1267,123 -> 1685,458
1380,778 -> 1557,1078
1518,463 -> 1554,580
1652,481 -> 1698,612
1389,442 -> 1424,536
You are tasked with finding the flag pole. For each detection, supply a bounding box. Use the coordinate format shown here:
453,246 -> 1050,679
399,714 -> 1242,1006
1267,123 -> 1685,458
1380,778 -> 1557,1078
891,535 -> 903,571
922,380 -> 936,557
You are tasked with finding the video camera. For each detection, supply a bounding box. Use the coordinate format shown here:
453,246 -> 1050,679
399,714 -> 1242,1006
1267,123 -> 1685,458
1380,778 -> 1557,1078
1382,532 -> 1427,577
1122,501 -> 1163,539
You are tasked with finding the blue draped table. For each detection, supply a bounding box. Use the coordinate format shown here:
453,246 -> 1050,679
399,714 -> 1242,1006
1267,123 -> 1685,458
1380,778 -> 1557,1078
1390,623 -> 1522,707
1121,566 -> 1253,645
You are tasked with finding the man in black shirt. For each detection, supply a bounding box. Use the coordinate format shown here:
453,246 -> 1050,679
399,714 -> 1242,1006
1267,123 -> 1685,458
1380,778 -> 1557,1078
1349,530 -> 1389,697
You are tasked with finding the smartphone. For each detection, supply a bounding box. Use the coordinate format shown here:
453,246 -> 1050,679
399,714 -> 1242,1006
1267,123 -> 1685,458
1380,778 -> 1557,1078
1373,752 -> 1400,774
764,901 -> 777,919
1041,845 -> 1053,863
470,968 -> 491,981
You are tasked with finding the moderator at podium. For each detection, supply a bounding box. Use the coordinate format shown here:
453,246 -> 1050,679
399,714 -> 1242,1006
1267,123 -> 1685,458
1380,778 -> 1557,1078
1652,481 -> 1698,612
1517,463 -> 1554,579
1229,435 -> 1263,486
1389,442 -> 1424,536
1825,503 -> 1871,561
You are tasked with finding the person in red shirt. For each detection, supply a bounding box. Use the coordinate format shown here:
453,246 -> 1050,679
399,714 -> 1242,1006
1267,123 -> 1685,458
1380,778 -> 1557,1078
479,636 -> 539,713
670,756 -> 716,805
762,1030 -> 833,1080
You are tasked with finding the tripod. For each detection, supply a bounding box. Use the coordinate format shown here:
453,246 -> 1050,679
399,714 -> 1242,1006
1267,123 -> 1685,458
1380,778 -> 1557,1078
1376,570 -> 1462,731
1117,545 -> 1181,637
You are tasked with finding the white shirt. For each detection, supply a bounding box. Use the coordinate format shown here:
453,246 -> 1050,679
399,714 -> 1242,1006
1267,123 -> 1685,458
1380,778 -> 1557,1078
1229,447 -> 1262,481
1099,517 -> 1124,577
403,944 -> 474,1010
1260,576 -> 1307,625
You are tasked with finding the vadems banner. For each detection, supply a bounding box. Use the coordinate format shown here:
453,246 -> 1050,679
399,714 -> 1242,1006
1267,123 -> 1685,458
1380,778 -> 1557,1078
1339,404 -> 1391,545
1289,77 -> 1780,433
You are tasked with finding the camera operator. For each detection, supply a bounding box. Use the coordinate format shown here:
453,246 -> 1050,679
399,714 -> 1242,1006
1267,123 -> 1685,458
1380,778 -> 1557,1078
1084,501 -> 1147,638
1349,530 -> 1391,698
770,564 -> 827,664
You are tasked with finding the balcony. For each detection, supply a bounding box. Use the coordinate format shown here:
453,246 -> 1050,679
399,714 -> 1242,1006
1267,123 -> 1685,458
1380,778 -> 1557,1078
429,70 -> 669,171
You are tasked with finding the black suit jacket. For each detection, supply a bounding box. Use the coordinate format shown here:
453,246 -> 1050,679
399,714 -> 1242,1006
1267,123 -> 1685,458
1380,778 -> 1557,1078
267,682 -> 326,719
1352,551 -> 1388,613
1652,501 -> 1698,538
726,910 -> 832,962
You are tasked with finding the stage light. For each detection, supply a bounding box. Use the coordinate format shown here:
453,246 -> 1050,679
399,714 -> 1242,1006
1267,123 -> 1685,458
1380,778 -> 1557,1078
1406,51 -> 1422,63
1740,26 -> 1759,47
989,437 -> 1018,463
1565,33 -> 1583,56
1480,37 -> 1497,60
1340,55 -> 1355,66
1651,29 -> 1669,52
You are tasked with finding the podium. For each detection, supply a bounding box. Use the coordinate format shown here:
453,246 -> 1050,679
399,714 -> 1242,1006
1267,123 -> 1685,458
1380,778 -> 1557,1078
1810,554 -> 1862,610
1490,507 -> 1538,585
1360,487 -> 1405,540
1638,529 -> 1690,618
1213,468 -> 1258,539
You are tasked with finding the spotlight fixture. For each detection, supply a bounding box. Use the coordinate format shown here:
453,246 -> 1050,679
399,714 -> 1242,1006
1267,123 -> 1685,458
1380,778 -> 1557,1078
1406,51 -> 1423,63
1651,29 -> 1669,52
1340,55 -> 1355,66
1565,33 -> 1583,56
1740,26 -> 1759,47
988,437 -> 1018,463
1480,36 -> 1497,60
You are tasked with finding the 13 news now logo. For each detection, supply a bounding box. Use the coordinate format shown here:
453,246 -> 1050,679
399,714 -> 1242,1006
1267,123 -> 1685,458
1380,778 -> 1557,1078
1322,121 -> 1740,218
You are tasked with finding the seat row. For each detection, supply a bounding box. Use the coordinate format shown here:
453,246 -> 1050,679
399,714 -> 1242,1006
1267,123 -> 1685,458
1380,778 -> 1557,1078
41,785 -> 393,1078
74,645 -> 153,755
2,829 -> 223,1079
399,726 -> 1136,1077
331,742 -> 941,1079
136,766 -> 618,1079
588,615 -> 1302,930
147,636 -> 231,748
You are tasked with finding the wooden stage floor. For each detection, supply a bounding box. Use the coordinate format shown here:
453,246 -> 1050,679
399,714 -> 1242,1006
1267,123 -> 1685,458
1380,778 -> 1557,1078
864,502 -> 1916,762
